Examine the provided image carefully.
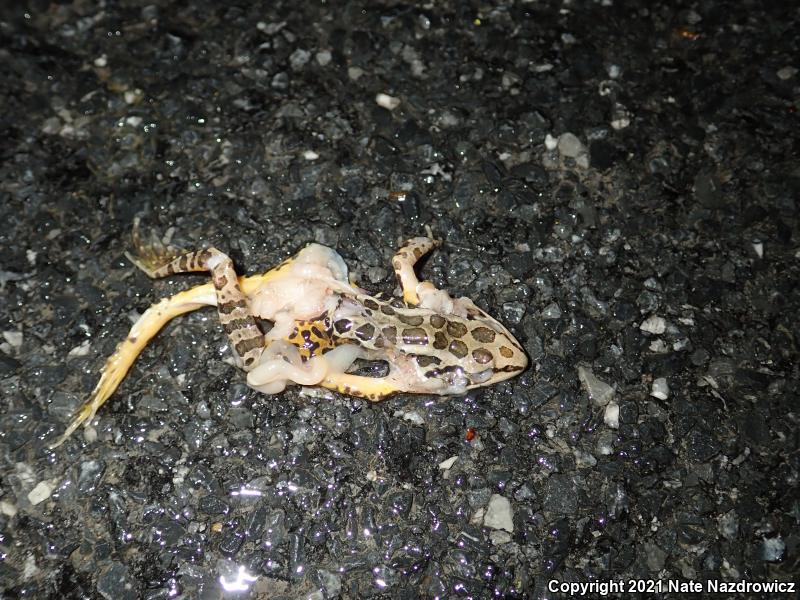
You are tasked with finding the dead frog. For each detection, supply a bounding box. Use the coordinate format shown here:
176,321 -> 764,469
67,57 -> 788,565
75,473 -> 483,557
51,228 -> 527,447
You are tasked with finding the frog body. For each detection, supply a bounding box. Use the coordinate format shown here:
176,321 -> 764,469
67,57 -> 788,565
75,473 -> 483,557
51,231 -> 527,447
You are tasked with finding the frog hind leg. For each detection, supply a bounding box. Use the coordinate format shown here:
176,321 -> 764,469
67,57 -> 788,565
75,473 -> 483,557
49,283 -> 217,448
129,243 -> 266,370
50,239 -> 265,448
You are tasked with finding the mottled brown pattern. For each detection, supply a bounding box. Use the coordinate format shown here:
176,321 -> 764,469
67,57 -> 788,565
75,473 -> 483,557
382,326 -> 397,344
494,364 -> 524,373
446,320 -> 467,338
355,323 -> 376,341
499,346 -> 514,358
334,319 -> 352,334
223,317 -> 250,335
399,313 -> 424,326
470,326 -> 496,343
414,355 -> 441,367
429,314 -> 445,329
235,336 -> 264,356
472,348 -> 493,364
402,327 -> 428,345
363,298 -> 380,310
219,299 -> 247,314
448,339 -> 468,358
380,304 -> 395,316
433,331 -> 448,350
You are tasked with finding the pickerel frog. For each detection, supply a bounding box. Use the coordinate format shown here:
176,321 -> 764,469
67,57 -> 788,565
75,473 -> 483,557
51,229 -> 527,447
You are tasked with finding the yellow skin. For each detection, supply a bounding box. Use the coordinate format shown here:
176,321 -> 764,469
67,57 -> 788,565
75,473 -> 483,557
50,229 -> 528,448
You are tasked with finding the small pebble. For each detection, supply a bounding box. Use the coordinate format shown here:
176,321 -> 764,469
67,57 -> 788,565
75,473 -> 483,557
541,302 -> 562,319
640,315 -> 667,334
557,132 -> 586,158
610,104 -> 631,130
68,339 -> 91,357
123,89 -> 142,104
83,425 -> 98,444
438,456 -> 458,470
604,401 -> 620,428
27,481 -> 54,505
483,494 -> 514,533
315,50 -> 332,66
760,536 -> 785,562
289,48 -> 310,70
0,500 -> 17,517
573,449 -> 598,468
3,331 -> 23,348
375,93 -> 401,110
650,377 -> 669,400
595,431 -> 615,455
578,365 -> 615,407
395,409 -> 425,425
490,530 -> 512,545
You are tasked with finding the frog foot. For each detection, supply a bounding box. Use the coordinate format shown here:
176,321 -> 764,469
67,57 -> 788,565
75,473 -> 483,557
124,217 -> 185,278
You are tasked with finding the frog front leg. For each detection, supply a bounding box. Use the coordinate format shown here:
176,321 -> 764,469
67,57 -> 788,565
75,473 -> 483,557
392,237 -> 439,306
392,236 -> 477,317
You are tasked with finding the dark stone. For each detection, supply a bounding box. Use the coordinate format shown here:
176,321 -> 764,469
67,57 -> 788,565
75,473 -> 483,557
198,495 -> 230,516
589,139 -> 618,171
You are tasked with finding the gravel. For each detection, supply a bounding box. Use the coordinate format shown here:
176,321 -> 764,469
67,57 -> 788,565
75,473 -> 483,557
1,1 -> 799,598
